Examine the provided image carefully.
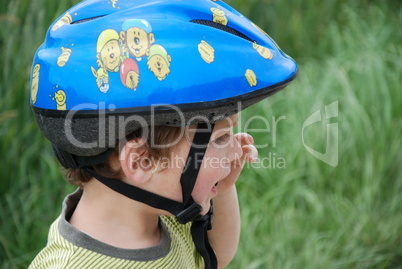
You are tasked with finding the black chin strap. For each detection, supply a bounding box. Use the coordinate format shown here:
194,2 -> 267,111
84,166 -> 184,214
74,123 -> 217,269
177,123 -> 218,269
190,201 -> 217,269
177,123 -> 214,223
83,173 -> 217,269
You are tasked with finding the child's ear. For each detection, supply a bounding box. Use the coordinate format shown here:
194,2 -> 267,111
120,138 -> 153,185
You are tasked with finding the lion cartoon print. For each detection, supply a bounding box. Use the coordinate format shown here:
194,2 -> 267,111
92,29 -> 125,92
120,19 -> 155,61
91,67 -> 110,93
96,29 -> 124,73
147,45 -> 171,81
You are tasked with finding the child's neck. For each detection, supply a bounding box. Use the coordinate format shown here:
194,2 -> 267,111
69,179 -> 162,249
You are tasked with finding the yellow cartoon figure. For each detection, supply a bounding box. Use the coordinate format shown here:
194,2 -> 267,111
147,45 -> 171,81
52,12 -> 72,31
211,8 -> 228,26
120,58 -> 140,90
198,40 -> 215,63
91,67 -> 110,93
96,29 -> 124,72
31,64 -> 40,104
253,42 -> 273,60
120,19 -> 155,61
52,90 -> 67,110
57,47 -> 72,67
245,69 -> 257,87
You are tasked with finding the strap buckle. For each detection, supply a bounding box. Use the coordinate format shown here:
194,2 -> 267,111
197,200 -> 214,230
176,203 -> 203,224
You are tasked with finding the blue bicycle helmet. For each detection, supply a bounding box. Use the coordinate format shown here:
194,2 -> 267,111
30,1 -> 298,268
31,0 -> 297,156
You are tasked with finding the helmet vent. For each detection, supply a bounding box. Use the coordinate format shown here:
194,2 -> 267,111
191,19 -> 253,42
71,15 -> 106,25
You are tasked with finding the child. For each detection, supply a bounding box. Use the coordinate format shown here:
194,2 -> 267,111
29,0 -> 297,268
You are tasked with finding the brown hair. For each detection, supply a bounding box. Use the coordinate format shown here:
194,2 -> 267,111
66,126 -> 183,185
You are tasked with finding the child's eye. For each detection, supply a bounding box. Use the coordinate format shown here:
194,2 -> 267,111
213,133 -> 230,144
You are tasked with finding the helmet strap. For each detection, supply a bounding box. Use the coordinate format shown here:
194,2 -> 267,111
178,122 -> 218,269
84,166 -> 184,213
177,122 -> 214,223
84,165 -> 217,269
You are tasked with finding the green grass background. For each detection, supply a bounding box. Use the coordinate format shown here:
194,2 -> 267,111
1,0 -> 401,268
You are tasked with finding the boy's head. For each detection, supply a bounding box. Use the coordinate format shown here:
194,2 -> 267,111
68,114 -> 240,216
30,0 -> 297,221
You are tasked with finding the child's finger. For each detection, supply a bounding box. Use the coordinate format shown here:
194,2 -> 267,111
234,132 -> 254,146
242,144 -> 258,163
233,144 -> 258,168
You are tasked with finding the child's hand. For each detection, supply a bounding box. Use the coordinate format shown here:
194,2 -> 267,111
217,133 -> 258,193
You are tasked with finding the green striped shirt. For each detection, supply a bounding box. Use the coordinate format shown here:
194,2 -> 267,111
29,190 -> 204,268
